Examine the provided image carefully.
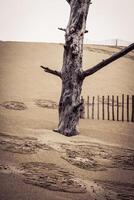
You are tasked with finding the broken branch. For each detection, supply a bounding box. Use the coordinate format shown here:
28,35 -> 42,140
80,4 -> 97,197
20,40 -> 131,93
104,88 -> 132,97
40,66 -> 62,78
85,30 -> 88,33
58,27 -> 66,32
82,43 -> 134,79
58,27 -> 88,34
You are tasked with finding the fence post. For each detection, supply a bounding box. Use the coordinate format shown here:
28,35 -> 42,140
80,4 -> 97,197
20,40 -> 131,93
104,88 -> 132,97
131,95 -> 134,122
87,96 -> 89,119
127,95 -> 129,122
112,95 -> 115,121
122,94 -> 124,122
92,96 -> 95,119
97,95 -> 100,120
107,95 -> 110,120
117,96 -> 119,121
102,96 -> 105,120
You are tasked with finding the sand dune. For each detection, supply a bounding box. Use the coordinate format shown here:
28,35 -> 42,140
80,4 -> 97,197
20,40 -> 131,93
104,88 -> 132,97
0,41 -> 134,200
0,41 -> 134,103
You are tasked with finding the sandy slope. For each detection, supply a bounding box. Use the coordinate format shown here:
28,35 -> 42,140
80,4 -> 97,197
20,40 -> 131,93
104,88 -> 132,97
0,41 -> 134,103
0,42 -> 134,200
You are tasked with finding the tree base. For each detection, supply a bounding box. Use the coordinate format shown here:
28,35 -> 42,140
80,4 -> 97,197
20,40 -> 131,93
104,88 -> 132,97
53,128 -> 79,137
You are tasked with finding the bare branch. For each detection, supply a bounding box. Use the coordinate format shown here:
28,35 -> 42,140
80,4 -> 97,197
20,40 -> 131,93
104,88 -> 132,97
40,66 -> 62,78
82,43 -> 134,79
58,27 -> 66,32
58,27 -> 88,34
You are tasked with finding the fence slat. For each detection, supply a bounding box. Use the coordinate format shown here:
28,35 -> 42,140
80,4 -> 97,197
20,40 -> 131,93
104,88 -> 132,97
127,95 -> 129,122
131,95 -> 134,122
117,96 -> 119,121
112,95 -> 115,121
97,95 -> 100,120
122,94 -> 124,122
107,95 -> 110,120
102,96 -> 105,120
92,96 -> 95,119
87,96 -> 89,119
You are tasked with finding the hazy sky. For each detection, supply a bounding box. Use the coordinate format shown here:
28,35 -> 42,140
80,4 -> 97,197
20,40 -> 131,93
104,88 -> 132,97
0,0 -> 134,43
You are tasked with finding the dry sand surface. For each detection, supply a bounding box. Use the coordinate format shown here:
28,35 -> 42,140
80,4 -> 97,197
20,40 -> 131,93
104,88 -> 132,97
0,41 -> 134,200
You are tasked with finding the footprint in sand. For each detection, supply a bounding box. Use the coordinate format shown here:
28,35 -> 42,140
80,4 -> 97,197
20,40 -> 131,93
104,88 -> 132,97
20,162 -> 87,193
0,132 -> 52,154
34,99 -> 58,109
60,143 -> 134,171
0,101 -> 27,110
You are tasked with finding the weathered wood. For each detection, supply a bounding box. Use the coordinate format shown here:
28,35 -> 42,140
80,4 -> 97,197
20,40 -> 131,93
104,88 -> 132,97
87,96 -> 90,119
127,95 -> 129,122
117,96 -> 119,121
112,95 -> 115,121
83,94 -> 134,123
107,95 -> 110,120
131,95 -> 134,122
97,95 -> 99,120
82,43 -> 134,79
56,0 -> 91,136
122,94 -> 124,122
40,66 -> 61,78
58,27 -> 88,34
58,27 -> 66,32
92,96 -> 95,119
102,96 -> 105,120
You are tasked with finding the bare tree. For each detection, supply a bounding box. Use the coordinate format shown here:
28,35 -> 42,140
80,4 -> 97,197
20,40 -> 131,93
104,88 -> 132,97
41,0 -> 134,136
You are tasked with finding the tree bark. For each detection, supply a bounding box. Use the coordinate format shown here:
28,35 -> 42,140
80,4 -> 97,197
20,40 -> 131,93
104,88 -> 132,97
55,0 -> 91,136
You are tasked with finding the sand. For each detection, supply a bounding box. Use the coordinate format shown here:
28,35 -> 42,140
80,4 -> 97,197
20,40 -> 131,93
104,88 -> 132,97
0,41 -> 134,200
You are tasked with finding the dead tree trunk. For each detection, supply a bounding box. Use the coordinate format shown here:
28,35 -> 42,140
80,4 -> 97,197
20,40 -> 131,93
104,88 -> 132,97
55,0 -> 91,136
40,0 -> 134,136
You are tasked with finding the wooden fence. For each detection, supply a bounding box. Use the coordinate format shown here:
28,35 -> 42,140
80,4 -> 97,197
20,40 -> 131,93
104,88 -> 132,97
81,94 -> 134,122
